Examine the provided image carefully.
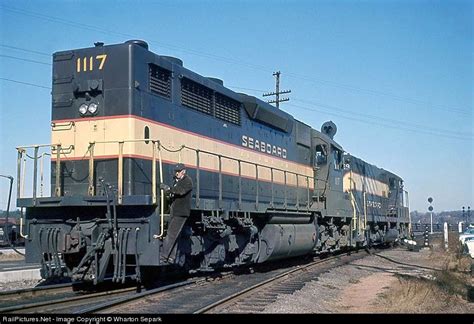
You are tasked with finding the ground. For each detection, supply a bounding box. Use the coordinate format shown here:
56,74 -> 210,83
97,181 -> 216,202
264,233 -> 473,313
1,233 -> 472,313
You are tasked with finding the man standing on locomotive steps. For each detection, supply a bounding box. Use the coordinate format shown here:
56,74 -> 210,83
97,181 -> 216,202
159,163 -> 193,263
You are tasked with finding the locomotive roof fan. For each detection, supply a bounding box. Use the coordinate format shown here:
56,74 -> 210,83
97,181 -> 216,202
321,121 -> 337,139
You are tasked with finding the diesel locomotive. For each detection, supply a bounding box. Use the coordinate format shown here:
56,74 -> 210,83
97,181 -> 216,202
15,40 -> 410,284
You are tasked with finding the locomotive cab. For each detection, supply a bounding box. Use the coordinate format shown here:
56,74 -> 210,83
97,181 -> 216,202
311,129 -> 351,217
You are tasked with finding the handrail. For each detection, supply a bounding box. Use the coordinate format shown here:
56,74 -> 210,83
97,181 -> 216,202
183,146 -> 314,182
405,189 -> 411,235
88,142 -> 95,196
117,141 -> 124,204
54,145 -> 61,197
182,145 -> 314,211
16,143 -> 60,149
347,170 -> 361,234
152,142 -> 157,205
219,156 -> 223,209
306,176 -> 310,209
270,167 -> 274,207
238,160 -> 242,208
32,146 -> 38,205
51,121 -> 75,131
39,152 -> 51,197
19,208 -> 28,238
16,139 -> 315,212
80,139 -> 315,189
255,165 -> 259,209
363,191 -> 367,231
16,144 -> 69,200
17,149 -> 23,200
296,175 -> 299,209
196,150 -> 201,208
153,141 -> 165,239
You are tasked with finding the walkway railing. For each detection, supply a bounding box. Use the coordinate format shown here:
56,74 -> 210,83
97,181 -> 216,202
16,144 -> 74,202
17,139 -> 315,211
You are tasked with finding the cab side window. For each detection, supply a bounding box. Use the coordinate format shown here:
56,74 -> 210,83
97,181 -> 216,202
315,144 -> 327,166
389,178 -> 396,190
332,146 -> 342,170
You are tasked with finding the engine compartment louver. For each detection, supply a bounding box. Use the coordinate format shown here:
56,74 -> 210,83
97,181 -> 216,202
149,64 -> 171,99
181,78 -> 241,126
215,93 -> 241,125
181,78 -> 213,115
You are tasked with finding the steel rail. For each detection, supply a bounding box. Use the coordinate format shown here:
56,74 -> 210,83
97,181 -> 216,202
193,251 -> 371,314
0,285 -> 138,314
76,279 -> 199,314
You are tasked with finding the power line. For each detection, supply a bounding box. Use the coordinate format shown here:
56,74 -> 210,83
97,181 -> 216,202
292,98 -> 472,138
0,5 -> 270,72
227,86 -> 472,139
1,4 -> 470,117
284,72 -> 470,116
228,85 -> 266,93
0,44 -> 50,56
0,54 -> 51,66
0,78 -> 51,90
287,102 -> 472,141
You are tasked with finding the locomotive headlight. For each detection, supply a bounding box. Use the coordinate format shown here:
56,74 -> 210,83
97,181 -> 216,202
79,103 -> 88,116
88,102 -> 98,115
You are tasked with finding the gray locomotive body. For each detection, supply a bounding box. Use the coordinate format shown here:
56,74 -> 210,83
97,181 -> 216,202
16,41 -> 410,283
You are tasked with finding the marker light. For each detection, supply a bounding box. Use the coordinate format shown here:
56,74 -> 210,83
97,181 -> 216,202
88,102 -> 98,115
79,103 -> 88,115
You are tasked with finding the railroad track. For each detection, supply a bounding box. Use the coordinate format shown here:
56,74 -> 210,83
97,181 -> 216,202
0,285 -> 142,314
193,250 -> 371,313
78,279 -> 199,314
1,248 -> 378,314
85,249 -> 374,314
0,274 -> 227,314
0,282 -> 75,309
0,279 -> 155,314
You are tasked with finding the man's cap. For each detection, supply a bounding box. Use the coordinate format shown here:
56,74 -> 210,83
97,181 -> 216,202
174,163 -> 186,172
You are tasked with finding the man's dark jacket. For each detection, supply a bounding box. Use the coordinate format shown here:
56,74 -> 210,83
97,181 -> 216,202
170,175 -> 193,217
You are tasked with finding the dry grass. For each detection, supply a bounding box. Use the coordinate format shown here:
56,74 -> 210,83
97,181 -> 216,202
375,233 -> 474,313
375,274 -> 473,313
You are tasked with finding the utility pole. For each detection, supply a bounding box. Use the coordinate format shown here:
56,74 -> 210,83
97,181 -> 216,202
263,71 -> 291,109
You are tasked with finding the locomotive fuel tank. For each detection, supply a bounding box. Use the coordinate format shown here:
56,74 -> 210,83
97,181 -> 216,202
257,224 -> 318,262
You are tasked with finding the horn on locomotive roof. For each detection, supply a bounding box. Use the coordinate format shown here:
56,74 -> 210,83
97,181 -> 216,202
321,121 -> 337,139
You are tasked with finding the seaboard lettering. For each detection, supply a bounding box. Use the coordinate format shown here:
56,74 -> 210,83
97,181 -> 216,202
242,135 -> 287,159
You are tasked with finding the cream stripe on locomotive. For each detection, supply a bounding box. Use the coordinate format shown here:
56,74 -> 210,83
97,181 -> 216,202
51,115 -> 314,188
342,172 -> 389,198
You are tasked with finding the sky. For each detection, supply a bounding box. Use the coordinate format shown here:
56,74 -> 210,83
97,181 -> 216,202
0,0 -> 472,212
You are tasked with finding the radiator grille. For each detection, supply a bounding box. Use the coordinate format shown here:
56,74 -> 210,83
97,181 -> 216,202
181,78 -> 213,115
149,64 -> 171,99
215,93 -> 241,125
